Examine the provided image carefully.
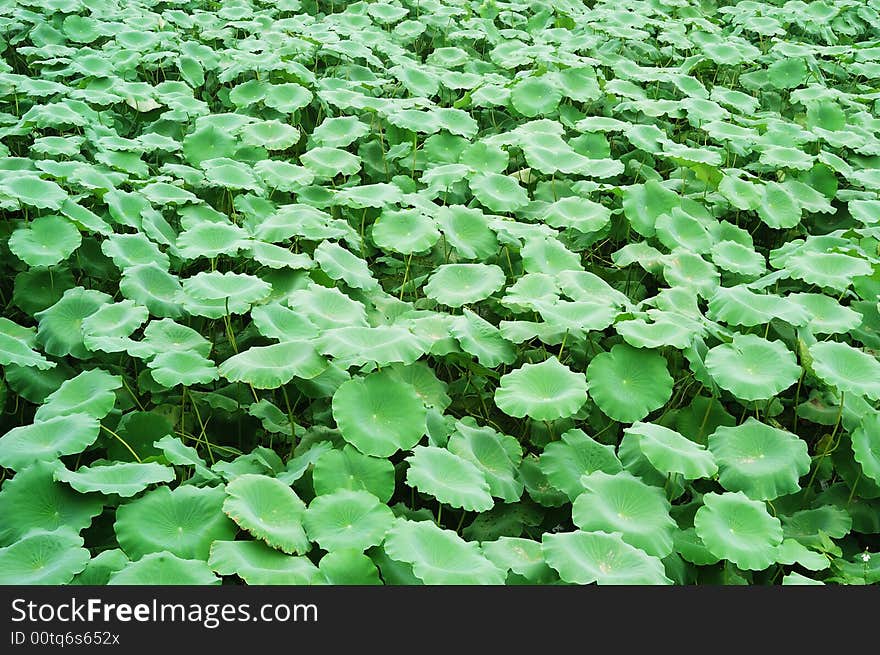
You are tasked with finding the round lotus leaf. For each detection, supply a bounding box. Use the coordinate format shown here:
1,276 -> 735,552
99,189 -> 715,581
208,540 -> 324,585
709,240 -> 766,277
119,264 -> 184,319
470,173 -> 530,212
218,340 -> 327,389
459,141 -> 508,174
141,318 -> 212,358
572,471 -> 676,557
288,284 -> 368,329
1,175 -> 68,210
447,423 -> 523,502
706,286 -> 808,328
109,552 -> 220,585
435,205 -> 498,259
314,241 -> 377,290
114,485 -> 236,560
0,318 -> 54,370
312,445 -> 396,503
223,474 -> 310,555
708,418 -> 810,500
300,147 -> 361,178
424,263 -> 506,307
72,549 -> 130,586
705,333 -> 800,401
254,160 -> 314,191
35,368 -> 121,421
384,519 -> 505,584
406,445 -> 493,512
182,124 -> 238,166
319,550 -> 382,585
586,344 -> 673,422
35,287 -> 111,359
371,208 -> 440,255
538,428 -> 622,500
312,116 -> 369,148
786,252 -> 871,292
183,270 -> 271,304
148,351 -> 219,388
759,145 -> 815,170
9,215 -> 81,267
201,158 -> 261,191
177,221 -> 250,260
332,370 -> 427,457
480,537 -> 556,583
694,492 -> 783,570
0,461 -> 103,544
0,527 -> 90,585
316,325 -> 427,367
511,76 -> 562,117
54,461 -> 175,497
622,422 -> 717,480
264,82 -> 313,113
81,300 -> 149,340
542,531 -> 672,585
520,237 -> 583,275
241,120 -> 300,150
304,489 -> 394,552
248,242 -> 313,270
13,266 -> 76,318
0,413 -> 100,471
542,196 -> 611,234
450,309 -> 517,368
674,528 -> 721,566
495,357 -> 587,421
809,341 -> 880,400
851,412 -> 880,485
786,293 -> 861,335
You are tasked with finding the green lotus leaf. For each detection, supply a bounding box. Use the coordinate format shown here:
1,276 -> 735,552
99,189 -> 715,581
177,221 -> 250,260
264,82 -> 313,113
12,267 -> 76,318
435,205 -> 498,259
520,237 -> 583,275
495,357 -> 587,421
586,344 -> 673,422
72,549 -> 130,586
757,182 -> 801,229
786,252 -> 872,292
319,324 -> 427,367
254,160 -> 314,191
300,147 -> 361,178
469,173 -> 530,212
109,552 -> 220,585
312,116 -> 369,148
182,124 -> 237,166
759,146 -> 814,170
707,285 -> 809,328
694,491 -> 783,570
248,242 -> 313,270
622,422 -> 717,479
809,341 -> 880,400
119,264 -> 184,318
81,300 -> 149,340
511,76 -> 562,117
35,369 -> 121,421
774,539 -> 829,571
0,528 -> 90,585
9,215 -> 81,267
447,422 -> 523,502
542,531 -> 672,585
538,428 -> 622,500
0,317 -> 54,370
312,445 -> 396,503
616,311 -> 699,349
223,474 -> 310,555
201,158 -> 261,191
251,304 -> 319,342
140,182 -> 199,205
332,370 -> 427,457
786,293 -> 861,335
241,120 -> 300,150
542,196 -> 611,234
705,333 -> 800,401
0,413 -> 100,471
572,471 -> 676,557
101,233 -> 170,271
218,341 -> 327,389
0,461 -> 103,545
852,412 -> 880,485
673,528 -> 721,566
708,418 -> 810,500
314,241 -> 378,290
114,485 -> 236,560
480,537 -> 556,583
334,182 -> 404,209
449,309 -> 517,368
319,550 -> 382,585
55,461 -> 175,497
148,350 -> 219,388
288,284 -> 368,329
141,318 -> 212,358
406,445 -> 493,512
304,489 -> 394,551
781,506 -> 851,549
372,208 -> 440,255
209,540 -> 324,585
0,175 -> 68,210
384,519 -> 505,584
424,263 -> 506,307
36,287 -> 111,359
182,270 -> 271,305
